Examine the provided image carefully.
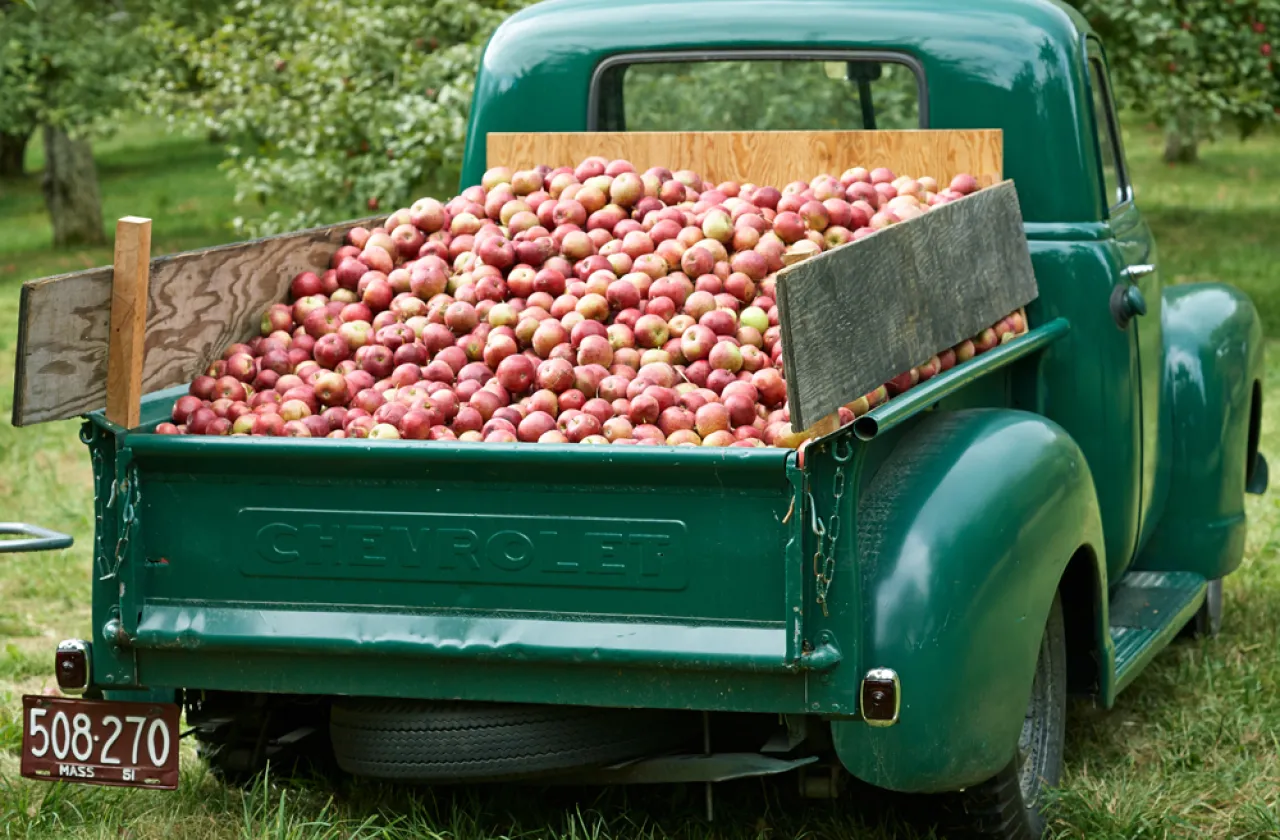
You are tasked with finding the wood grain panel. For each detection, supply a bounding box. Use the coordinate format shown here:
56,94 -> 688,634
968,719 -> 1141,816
488,130 -> 1003,188
14,216 -> 380,427
777,181 -> 1038,430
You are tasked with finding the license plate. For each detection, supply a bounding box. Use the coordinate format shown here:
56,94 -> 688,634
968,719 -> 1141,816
20,695 -> 180,789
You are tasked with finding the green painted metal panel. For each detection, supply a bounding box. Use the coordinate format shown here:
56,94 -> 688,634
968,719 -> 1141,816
134,606 -> 804,673
129,437 -> 798,624
1025,239 -> 1142,586
136,650 -> 815,714
1135,284 -> 1265,580
853,318 -> 1071,440
83,420 -> 140,690
1086,37 -> 1168,561
833,408 -> 1107,793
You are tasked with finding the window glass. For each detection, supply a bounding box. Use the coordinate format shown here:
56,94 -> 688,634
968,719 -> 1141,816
611,58 -> 921,132
1088,58 -> 1129,208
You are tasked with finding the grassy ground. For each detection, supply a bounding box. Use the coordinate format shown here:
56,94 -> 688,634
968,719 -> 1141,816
0,120 -> 1277,838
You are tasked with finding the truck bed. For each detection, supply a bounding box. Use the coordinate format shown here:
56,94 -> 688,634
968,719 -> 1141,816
89,387 -> 829,713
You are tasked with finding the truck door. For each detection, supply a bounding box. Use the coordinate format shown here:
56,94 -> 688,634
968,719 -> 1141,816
1085,43 -> 1164,561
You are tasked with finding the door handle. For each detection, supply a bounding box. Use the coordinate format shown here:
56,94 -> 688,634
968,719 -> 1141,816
1110,285 -> 1147,329
1123,264 -> 1156,279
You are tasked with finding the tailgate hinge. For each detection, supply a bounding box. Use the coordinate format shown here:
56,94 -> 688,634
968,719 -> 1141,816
797,632 -> 841,672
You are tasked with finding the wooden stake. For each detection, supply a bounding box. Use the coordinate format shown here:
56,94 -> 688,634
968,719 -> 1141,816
105,217 -> 152,429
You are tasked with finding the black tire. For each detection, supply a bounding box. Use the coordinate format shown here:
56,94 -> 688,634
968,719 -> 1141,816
932,592 -> 1067,839
1181,578 -> 1224,640
329,699 -> 696,783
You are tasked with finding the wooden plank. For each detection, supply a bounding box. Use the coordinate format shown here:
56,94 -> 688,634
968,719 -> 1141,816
777,181 -> 1037,431
105,217 -> 152,429
13,215 -> 380,427
488,130 -> 1003,189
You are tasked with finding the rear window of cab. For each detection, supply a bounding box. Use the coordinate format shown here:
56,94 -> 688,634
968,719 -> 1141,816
591,53 -> 926,132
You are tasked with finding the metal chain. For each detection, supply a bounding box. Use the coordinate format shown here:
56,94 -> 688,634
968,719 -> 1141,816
102,464 -> 139,582
812,454 -> 849,617
89,444 -> 109,578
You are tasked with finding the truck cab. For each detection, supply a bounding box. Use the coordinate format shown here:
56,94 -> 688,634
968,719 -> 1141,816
21,1 -> 1264,838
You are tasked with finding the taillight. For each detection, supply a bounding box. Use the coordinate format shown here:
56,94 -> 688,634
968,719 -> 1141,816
860,667 -> 900,727
55,640 -> 91,694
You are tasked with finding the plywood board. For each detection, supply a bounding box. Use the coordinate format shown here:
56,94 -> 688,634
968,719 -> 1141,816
488,130 -> 1003,189
14,216 -> 379,427
776,181 -> 1038,430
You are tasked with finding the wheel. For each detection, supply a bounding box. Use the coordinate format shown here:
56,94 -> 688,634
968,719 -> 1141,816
1181,578 -> 1224,639
329,699 -> 697,783
933,593 -> 1067,839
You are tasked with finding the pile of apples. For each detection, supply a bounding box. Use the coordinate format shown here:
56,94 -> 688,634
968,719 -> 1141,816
159,160 -> 1027,445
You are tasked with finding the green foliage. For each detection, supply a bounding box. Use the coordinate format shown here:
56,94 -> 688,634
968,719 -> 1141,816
621,59 -> 918,134
142,0 -> 525,235
1068,0 -> 1279,146
0,0 -> 143,139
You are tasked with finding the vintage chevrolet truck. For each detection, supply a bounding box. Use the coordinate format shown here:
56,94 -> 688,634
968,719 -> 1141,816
13,1 -> 1267,838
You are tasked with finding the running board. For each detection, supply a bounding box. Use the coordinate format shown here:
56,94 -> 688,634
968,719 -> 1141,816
1109,570 -> 1206,694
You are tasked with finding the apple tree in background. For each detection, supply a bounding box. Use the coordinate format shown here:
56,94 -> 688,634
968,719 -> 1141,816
0,0 -> 143,245
1066,0 -> 1279,163
621,59 -> 918,133
142,0 -> 527,236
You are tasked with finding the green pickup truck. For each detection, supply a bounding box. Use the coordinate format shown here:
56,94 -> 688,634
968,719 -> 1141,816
18,0 -> 1267,838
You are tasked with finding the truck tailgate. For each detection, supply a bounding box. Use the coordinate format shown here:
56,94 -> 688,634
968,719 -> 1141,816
106,435 -> 831,710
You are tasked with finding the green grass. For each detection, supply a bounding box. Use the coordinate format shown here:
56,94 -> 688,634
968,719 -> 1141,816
0,118 -> 1278,839
0,121 -> 249,284
1125,125 -> 1280,335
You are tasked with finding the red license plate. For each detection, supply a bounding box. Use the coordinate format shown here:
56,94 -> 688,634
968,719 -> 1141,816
20,695 -> 180,789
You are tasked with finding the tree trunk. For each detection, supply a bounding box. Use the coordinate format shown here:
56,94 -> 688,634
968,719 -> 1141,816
41,124 -> 105,247
1163,115 -> 1199,164
0,128 -> 30,179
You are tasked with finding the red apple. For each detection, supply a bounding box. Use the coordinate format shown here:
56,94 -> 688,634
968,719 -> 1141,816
290,271 -> 323,299
311,333 -> 348,369
752,368 -> 787,408
497,355 -> 536,394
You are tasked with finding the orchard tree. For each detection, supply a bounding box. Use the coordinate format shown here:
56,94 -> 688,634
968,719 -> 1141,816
622,59 -> 918,132
143,0 -> 527,235
1068,0 -> 1279,163
0,0 -> 38,178
0,0 -> 143,244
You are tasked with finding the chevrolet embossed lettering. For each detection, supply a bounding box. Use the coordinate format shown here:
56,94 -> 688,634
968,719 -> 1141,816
238,508 -> 689,590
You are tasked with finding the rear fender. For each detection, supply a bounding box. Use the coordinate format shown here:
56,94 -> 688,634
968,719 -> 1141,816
1136,283 -> 1265,578
834,409 -> 1107,793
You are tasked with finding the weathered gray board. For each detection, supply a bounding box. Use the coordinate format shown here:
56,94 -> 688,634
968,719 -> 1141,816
13,216 -> 380,427
776,181 -> 1037,431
